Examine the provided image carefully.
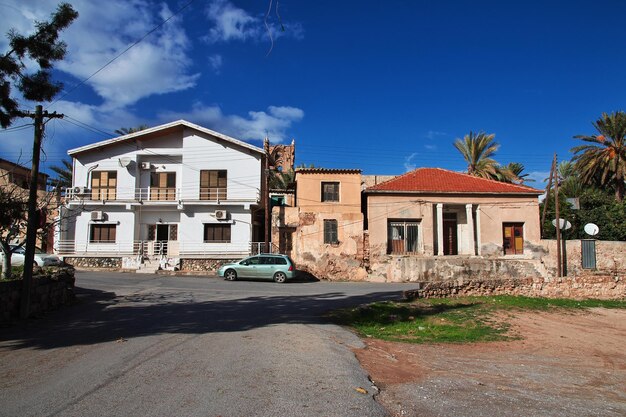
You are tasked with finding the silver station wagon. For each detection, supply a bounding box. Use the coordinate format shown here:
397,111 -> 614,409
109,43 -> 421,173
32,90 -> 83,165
218,254 -> 298,283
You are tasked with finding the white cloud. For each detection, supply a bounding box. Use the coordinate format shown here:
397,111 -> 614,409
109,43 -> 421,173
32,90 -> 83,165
0,0 -> 200,109
424,130 -> 446,140
204,0 -> 303,44
404,153 -> 417,172
158,103 -> 304,143
208,54 -> 223,73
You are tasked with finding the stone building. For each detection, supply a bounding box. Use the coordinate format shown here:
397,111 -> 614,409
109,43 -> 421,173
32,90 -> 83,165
272,168 -> 366,280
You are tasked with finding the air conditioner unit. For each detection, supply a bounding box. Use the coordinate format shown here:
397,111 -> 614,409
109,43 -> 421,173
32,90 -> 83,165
215,210 -> 228,220
140,162 -> 152,170
73,186 -> 90,195
91,211 -> 105,221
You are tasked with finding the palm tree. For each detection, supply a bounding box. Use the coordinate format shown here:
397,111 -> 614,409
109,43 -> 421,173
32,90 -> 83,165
572,111 -> 626,202
269,169 -> 295,190
453,131 -> 500,179
115,124 -> 149,135
556,161 -> 583,198
495,162 -> 531,184
49,158 -> 72,189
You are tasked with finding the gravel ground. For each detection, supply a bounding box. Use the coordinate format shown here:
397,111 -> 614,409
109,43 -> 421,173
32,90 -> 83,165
355,308 -> 626,417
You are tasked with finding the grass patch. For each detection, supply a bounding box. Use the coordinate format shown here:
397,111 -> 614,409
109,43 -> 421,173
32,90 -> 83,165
328,296 -> 626,344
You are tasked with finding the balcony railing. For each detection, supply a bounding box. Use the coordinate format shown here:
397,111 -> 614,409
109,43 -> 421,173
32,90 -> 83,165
65,187 -> 259,202
55,240 -> 277,257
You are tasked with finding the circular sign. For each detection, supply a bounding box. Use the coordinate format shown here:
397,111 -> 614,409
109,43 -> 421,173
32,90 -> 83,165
584,223 -> 599,236
552,218 -> 572,230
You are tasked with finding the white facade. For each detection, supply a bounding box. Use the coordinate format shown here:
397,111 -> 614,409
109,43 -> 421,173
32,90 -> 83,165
58,121 -> 264,261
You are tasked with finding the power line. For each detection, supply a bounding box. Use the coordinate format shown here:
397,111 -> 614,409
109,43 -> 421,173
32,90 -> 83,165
50,0 -> 197,106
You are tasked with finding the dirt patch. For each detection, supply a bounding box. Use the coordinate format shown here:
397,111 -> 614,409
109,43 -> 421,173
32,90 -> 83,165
355,308 -> 626,417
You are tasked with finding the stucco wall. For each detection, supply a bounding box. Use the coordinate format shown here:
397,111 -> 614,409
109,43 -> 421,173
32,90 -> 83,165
296,171 -> 362,213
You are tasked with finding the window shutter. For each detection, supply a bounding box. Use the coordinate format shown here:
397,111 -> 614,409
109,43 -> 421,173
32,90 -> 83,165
169,225 -> 178,240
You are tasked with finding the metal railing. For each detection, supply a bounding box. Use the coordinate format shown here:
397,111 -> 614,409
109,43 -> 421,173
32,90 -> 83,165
55,240 -> 276,257
65,187 -> 259,203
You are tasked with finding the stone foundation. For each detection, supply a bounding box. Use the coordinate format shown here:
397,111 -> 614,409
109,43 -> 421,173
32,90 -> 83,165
64,257 -> 122,269
404,274 -> 625,300
179,258 -> 239,273
0,266 -> 76,322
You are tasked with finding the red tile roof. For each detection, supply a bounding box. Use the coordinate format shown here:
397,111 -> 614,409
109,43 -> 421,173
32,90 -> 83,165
296,168 -> 361,174
366,168 -> 542,195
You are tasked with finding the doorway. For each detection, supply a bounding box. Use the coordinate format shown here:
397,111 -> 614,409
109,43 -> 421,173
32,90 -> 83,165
443,213 -> 458,255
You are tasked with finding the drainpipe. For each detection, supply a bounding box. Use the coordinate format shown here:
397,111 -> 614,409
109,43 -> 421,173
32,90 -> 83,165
86,164 -> 99,188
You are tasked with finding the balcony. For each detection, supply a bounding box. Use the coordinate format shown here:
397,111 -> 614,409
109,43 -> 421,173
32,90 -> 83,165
56,240 -> 276,257
66,187 -> 259,203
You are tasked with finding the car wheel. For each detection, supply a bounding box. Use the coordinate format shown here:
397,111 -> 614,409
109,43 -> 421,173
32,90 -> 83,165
224,269 -> 237,281
273,271 -> 287,283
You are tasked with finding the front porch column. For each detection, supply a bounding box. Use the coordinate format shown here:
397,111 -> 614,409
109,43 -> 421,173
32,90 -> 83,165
466,204 -> 475,255
436,203 -> 444,256
475,205 -> 482,255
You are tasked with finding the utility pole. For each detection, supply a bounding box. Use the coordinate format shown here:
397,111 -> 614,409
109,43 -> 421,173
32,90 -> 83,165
540,155 -> 557,237
19,105 -> 64,319
553,155 -> 562,278
263,138 -> 270,253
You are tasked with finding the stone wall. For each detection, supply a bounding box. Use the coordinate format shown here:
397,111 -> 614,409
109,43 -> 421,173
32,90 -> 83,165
179,258 -> 239,273
63,257 -> 122,269
539,240 -> 626,276
0,267 -> 76,322
404,274 -> 625,300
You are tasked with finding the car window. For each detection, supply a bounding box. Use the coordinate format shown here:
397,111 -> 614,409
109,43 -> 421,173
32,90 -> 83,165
273,257 -> 287,265
245,257 -> 261,265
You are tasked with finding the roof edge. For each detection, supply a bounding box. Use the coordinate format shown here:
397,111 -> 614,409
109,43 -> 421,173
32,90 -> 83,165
67,120 -> 264,156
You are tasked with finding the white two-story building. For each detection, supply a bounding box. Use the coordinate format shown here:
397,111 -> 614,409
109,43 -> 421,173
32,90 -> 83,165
57,120 -> 266,271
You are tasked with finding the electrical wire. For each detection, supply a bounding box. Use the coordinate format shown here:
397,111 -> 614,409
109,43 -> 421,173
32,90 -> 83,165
50,0 -> 197,106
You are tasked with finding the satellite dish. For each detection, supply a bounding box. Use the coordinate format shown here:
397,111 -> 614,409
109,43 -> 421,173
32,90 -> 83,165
584,223 -> 599,236
118,157 -> 132,167
552,218 -> 572,230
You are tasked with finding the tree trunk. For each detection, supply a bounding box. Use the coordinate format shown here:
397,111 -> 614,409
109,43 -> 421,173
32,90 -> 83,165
1,243 -> 12,280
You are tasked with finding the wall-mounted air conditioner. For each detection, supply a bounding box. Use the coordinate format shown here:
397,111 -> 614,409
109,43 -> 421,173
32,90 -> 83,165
215,210 -> 228,220
73,186 -> 90,195
140,162 -> 152,170
91,211 -> 105,221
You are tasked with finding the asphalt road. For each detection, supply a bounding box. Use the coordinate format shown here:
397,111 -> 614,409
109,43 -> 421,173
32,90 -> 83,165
0,272 -> 417,417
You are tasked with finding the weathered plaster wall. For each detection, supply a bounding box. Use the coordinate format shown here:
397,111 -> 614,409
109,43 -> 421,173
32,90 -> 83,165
367,256 -> 547,283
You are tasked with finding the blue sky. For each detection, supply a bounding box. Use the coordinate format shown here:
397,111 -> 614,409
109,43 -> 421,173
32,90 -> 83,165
1,0 -> 626,187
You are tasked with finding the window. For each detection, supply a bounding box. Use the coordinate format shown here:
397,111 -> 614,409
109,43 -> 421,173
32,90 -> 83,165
150,172 -> 176,201
90,224 -> 116,242
200,170 -> 227,200
503,223 -> 524,255
204,224 -> 231,242
323,219 -> 338,244
321,182 -> 339,202
388,221 -> 419,254
91,171 -> 117,200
